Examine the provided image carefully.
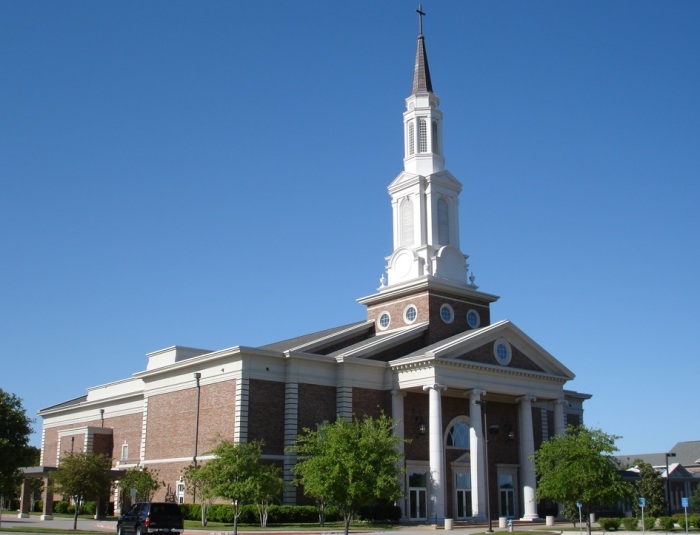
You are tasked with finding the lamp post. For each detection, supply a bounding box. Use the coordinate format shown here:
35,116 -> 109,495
665,452 -> 676,515
192,372 -> 202,503
476,400 -> 495,532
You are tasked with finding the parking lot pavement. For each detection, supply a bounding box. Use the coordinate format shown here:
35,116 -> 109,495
0,514 -> 629,535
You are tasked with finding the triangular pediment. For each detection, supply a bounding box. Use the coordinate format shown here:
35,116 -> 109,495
397,319 -> 574,380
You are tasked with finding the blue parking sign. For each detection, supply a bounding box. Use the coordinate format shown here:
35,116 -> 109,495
682,497 -> 688,508
639,497 -> 646,508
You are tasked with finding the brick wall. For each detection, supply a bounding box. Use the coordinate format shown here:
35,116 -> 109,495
197,380 -> 236,454
248,379 -> 285,455
365,288 -> 492,346
297,383 -> 335,432
352,387 -> 390,419
145,379 -> 236,461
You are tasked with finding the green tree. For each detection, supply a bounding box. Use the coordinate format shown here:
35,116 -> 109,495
50,452 -> 112,530
250,462 -> 284,527
206,439 -> 266,535
0,389 -> 35,528
534,425 -> 633,535
182,463 -> 217,526
689,485 -> 700,514
117,466 -> 163,503
290,413 -> 404,535
634,460 -> 666,518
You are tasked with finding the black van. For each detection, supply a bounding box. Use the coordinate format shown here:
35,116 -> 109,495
116,502 -> 184,535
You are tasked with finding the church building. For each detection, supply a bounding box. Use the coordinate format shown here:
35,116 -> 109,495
31,17 -> 590,525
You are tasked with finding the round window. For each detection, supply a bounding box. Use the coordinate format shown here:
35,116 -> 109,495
467,309 -> 480,328
439,304 -> 454,324
378,312 -> 391,330
404,305 -> 417,324
493,337 -> 512,366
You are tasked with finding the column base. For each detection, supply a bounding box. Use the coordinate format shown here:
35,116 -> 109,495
519,514 -> 541,521
17,513 -> 30,519
40,515 -> 54,521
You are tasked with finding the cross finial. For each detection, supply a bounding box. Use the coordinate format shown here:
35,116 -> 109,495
416,5 -> 425,35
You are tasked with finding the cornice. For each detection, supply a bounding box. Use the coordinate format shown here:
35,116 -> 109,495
358,276 -> 499,306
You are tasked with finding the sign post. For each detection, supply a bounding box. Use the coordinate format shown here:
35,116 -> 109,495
682,497 -> 689,535
640,497 -> 646,535
577,502 -> 582,535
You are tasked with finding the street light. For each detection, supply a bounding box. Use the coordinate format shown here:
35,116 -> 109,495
665,452 -> 676,515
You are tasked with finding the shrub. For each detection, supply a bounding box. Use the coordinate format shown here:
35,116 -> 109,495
599,517 -> 622,531
675,515 -> 688,531
622,517 -> 639,531
266,505 -> 319,524
658,516 -> 676,531
82,501 -> 96,515
53,501 -> 71,514
179,503 -> 201,521
691,516 -> 700,530
644,516 -> 657,531
357,502 -> 401,523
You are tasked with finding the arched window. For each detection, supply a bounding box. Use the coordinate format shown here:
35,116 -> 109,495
437,197 -> 449,244
401,198 -> 414,246
408,122 -> 415,156
446,422 -> 470,448
432,121 -> 439,153
418,119 -> 427,153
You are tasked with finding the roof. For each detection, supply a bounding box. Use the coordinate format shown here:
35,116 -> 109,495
617,440 -> 700,470
257,321 -> 369,353
38,394 -> 88,413
412,34 -> 433,94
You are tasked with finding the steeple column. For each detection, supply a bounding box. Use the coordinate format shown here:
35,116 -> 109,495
517,394 -> 539,521
468,389 -> 486,522
423,383 -> 446,524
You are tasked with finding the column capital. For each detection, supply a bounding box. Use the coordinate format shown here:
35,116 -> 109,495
466,388 -> 485,403
553,397 -> 567,406
516,393 -> 537,404
392,389 -> 407,398
423,383 -> 447,392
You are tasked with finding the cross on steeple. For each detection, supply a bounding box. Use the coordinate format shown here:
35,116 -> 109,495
416,5 -> 426,35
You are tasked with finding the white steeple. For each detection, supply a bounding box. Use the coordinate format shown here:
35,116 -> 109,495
383,20 -> 473,290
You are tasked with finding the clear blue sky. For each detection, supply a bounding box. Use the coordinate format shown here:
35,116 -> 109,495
2,1 -> 698,456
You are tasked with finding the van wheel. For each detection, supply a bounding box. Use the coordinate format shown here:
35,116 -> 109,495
136,527 -> 142,535
117,526 -> 123,535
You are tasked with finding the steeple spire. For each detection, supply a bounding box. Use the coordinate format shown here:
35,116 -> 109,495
412,6 -> 433,94
381,11 -> 474,290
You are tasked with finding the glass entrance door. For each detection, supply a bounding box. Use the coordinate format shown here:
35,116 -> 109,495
499,473 -> 515,517
408,473 -> 427,520
455,472 -> 472,518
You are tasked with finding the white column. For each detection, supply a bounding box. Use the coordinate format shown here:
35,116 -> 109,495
468,389 -> 486,521
518,394 -> 539,521
423,383 -> 446,523
553,398 -> 567,436
392,390 -> 407,519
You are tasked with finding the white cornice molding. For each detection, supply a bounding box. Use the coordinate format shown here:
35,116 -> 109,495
331,322 -> 428,359
38,391 -> 144,417
286,321 -> 374,353
358,276 -> 499,306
